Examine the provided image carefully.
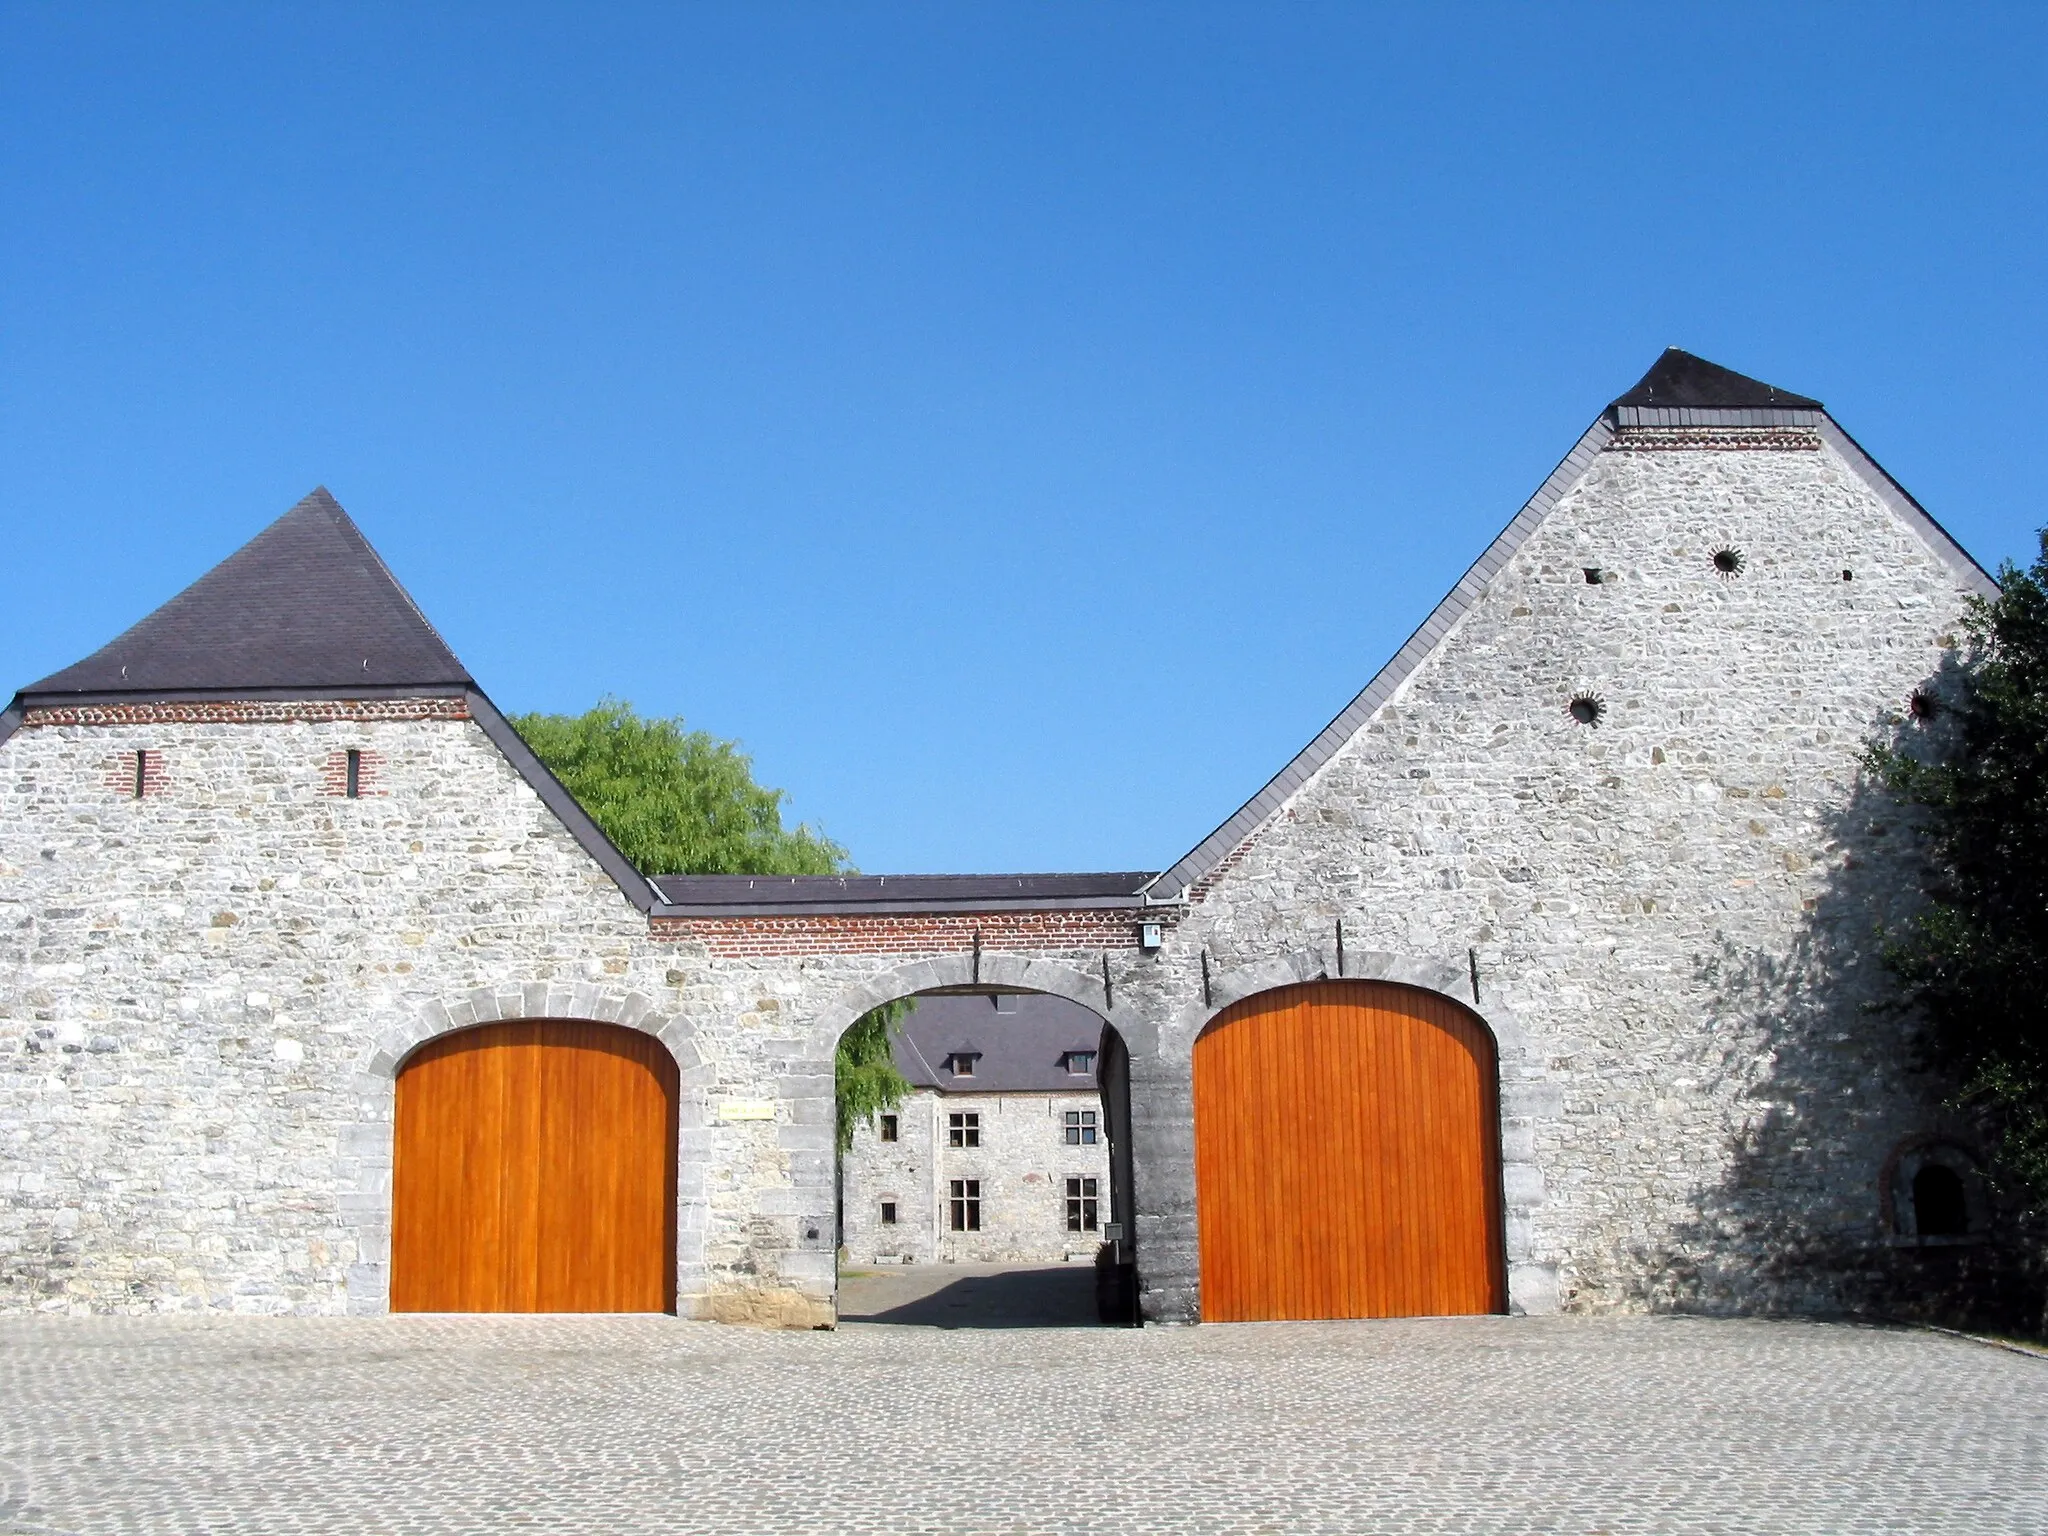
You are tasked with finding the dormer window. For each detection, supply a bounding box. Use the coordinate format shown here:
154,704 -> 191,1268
946,1052 -> 980,1077
1063,1051 -> 1096,1075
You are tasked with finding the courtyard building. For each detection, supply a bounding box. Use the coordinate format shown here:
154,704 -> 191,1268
840,991 -> 1112,1266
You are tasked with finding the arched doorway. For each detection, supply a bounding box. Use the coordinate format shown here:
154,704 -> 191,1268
835,987 -> 1135,1326
1193,979 -> 1504,1322
391,1019 -> 679,1312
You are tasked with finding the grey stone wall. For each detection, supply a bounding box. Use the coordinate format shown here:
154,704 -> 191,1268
841,1088 -> 1110,1265
0,429 -> 2008,1330
0,717 -> 1139,1321
1114,436 -> 1993,1322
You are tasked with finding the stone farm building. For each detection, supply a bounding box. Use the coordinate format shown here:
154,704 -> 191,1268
0,349 -> 2021,1325
840,991 -> 1114,1268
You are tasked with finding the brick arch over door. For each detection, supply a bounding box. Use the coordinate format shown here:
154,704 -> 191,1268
1193,979 -> 1506,1322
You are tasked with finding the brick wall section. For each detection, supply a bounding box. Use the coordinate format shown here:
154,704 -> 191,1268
653,907 -> 1175,958
100,749 -> 168,798
1608,426 -> 1822,453
24,698 -> 469,727
319,749 -> 386,798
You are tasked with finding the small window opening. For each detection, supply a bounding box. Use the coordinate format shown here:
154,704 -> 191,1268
1063,1050 -> 1096,1076
1912,1164 -> 1969,1237
991,993 -> 1019,1013
1712,547 -> 1745,576
949,1178 -> 981,1231
344,748 -> 362,799
132,750 -> 147,800
1567,695 -> 1604,727
878,1113 -> 898,1143
1908,689 -> 1941,723
946,1051 -> 980,1077
1841,569 -> 1854,582
1582,567 -> 1605,585
1066,1176 -> 1099,1232
1064,1109 -> 1099,1146
880,1201 -> 898,1226
948,1111 -> 981,1148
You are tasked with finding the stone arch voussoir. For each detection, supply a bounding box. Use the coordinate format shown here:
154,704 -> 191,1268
811,950 -> 1132,1052
338,979 -> 699,1317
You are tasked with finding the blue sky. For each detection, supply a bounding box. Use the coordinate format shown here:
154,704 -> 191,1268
5,5 -> 2044,874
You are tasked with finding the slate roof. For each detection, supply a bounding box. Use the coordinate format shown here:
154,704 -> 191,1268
889,991 -> 1108,1094
650,872 -> 1156,914
22,488 -> 471,700
1611,348 -> 1822,411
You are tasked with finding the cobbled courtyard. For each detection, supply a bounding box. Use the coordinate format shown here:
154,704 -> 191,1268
0,1307 -> 2042,1535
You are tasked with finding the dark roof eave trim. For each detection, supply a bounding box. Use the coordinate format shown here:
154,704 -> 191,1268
0,700 -> 22,754
651,895 -> 1153,918
1142,415 -> 1617,902
465,689 -> 666,915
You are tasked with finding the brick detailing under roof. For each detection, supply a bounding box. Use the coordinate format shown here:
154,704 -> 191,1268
22,487 -> 472,701
21,697 -> 472,727
651,907 -> 1176,958
1608,426 -> 1823,453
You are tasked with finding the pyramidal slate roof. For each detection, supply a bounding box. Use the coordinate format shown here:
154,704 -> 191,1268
22,487 -> 472,700
1612,348 -> 1822,411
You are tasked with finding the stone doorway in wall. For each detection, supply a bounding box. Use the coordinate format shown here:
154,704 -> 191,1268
835,987 -> 1136,1328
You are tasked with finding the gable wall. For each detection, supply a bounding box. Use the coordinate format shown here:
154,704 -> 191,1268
0,710 -> 658,1312
1136,433 -> 1985,1317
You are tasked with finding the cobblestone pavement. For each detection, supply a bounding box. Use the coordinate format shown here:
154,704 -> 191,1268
0,1312 -> 2042,1535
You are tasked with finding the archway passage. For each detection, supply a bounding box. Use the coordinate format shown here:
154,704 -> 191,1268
391,1020 -> 679,1312
1194,980 -> 1505,1322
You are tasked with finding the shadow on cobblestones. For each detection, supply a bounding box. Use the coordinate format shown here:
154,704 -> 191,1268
839,1262 -> 1100,1328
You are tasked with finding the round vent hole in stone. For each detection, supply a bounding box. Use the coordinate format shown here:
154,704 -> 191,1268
1712,548 -> 1745,576
1568,695 -> 1604,727
1909,689 -> 1941,722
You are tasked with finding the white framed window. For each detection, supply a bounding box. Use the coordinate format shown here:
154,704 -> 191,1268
948,1112 -> 981,1148
949,1179 -> 981,1231
1066,1176 -> 1099,1232
1063,1109 -> 1098,1146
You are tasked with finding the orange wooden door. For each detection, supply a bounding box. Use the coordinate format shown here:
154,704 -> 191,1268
1194,980 -> 1504,1322
391,1020 -> 678,1313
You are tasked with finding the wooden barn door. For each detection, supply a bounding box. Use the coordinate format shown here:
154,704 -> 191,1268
391,1020 -> 678,1313
1193,980 -> 1504,1322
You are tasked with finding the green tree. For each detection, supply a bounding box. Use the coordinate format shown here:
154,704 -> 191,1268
511,698 -> 909,1148
1867,533 -> 2048,1201
835,997 -> 913,1152
511,698 -> 846,876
